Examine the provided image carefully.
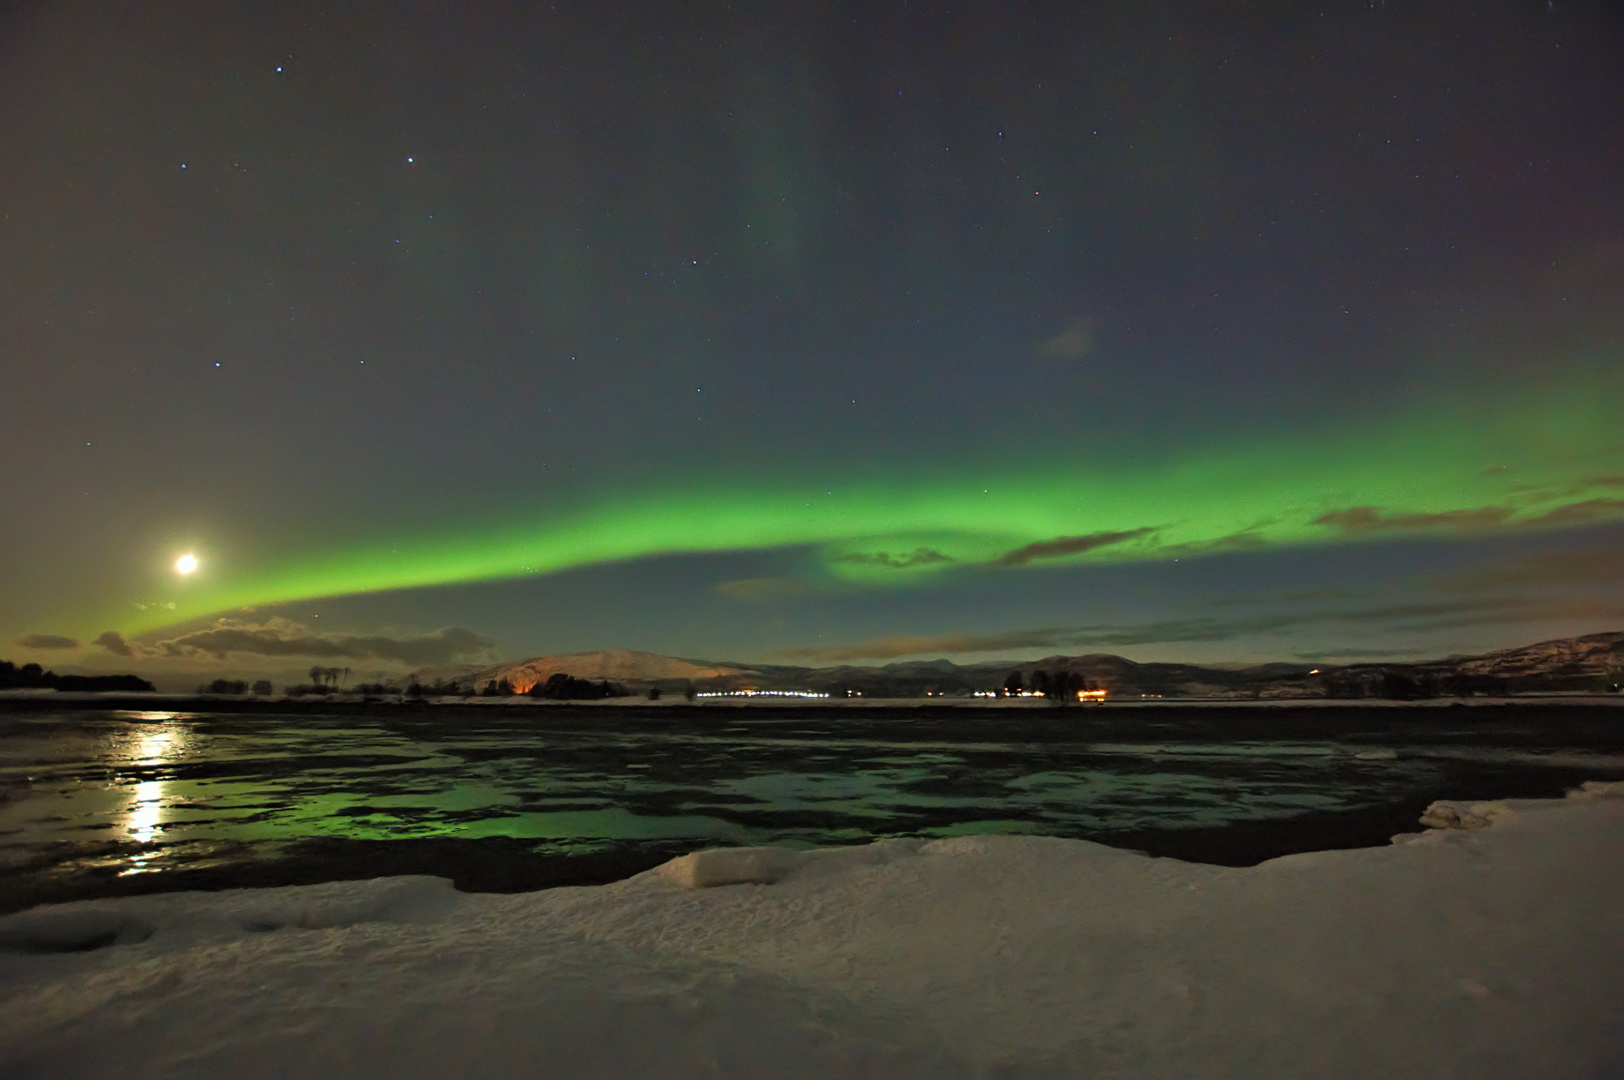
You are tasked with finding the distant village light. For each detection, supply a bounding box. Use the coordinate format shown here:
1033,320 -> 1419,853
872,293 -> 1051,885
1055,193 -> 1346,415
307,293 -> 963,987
693,689 -> 830,699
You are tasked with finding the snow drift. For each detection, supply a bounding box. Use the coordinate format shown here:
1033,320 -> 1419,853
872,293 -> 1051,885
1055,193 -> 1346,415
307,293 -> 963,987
2,783 -> 1621,1078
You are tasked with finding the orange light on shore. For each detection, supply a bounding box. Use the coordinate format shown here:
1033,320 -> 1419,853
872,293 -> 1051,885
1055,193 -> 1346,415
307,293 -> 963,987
1076,689 -> 1108,701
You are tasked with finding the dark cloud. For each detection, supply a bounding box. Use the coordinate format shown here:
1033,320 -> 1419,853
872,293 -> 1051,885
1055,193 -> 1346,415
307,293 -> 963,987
96,618 -> 500,665
1313,506 -> 1514,533
1337,595 -> 1624,632
786,618 -> 1297,662
716,576 -> 812,601
833,548 -> 956,570
15,633 -> 79,650
784,629 -> 1076,662
152,619 -> 498,665
1200,530 -> 1270,552
1314,499 -> 1624,537
788,595 -> 1624,662
1291,647 -> 1431,661
994,528 -> 1158,567
93,631 -> 135,657
1221,584 -> 1375,607
1427,546 -> 1624,592
1151,528 -> 1271,559
1523,498 -> 1624,527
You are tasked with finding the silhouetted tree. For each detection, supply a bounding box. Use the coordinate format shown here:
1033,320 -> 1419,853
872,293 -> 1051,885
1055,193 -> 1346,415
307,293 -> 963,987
1380,671 -> 1424,700
1038,669 -> 1084,704
527,672 -> 625,700
0,660 -> 152,692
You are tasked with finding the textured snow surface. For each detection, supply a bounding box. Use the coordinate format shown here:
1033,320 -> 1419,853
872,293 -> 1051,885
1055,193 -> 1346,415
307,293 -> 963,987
3,788 -> 1622,1079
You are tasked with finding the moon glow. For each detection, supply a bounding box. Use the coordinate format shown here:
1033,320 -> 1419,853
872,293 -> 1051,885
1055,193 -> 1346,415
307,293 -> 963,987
175,553 -> 199,576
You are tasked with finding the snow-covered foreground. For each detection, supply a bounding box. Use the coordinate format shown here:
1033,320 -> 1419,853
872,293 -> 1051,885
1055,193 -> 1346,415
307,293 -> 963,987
3,786 -> 1621,1079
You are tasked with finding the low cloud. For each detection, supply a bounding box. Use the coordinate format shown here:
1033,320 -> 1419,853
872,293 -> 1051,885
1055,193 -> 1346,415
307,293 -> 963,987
1338,595 -> 1624,630
15,633 -> 79,650
833,548 -> 956,570
1523,498 -> 1624,527
785,595 -> 1624,662
785,618 -> 1287,662
786,629 -> 1079,662
1291,646 -> 1431,661
1313,506 -> 1514,533
1036,317 -> 1096,361
1151,528 -> 1271,559
94,631 -> 135,657
95,618 -> 498,666
717,576 -> 811,601
1427,546 -> 1624,592
995,528 -> 1158,567
1314,500 -> 1624,536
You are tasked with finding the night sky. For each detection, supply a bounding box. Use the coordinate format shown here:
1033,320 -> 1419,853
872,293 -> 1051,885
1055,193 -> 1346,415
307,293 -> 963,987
5,1 -> 1622,682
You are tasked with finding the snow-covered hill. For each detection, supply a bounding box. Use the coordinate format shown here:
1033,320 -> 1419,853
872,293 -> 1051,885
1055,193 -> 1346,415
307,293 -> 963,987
1451,630 -> 1624,678
461,650 -> 760,694
434,631 -> 1624,698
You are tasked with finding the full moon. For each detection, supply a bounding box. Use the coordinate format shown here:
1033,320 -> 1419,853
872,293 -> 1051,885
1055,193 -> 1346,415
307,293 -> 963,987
175,553 -> 198,575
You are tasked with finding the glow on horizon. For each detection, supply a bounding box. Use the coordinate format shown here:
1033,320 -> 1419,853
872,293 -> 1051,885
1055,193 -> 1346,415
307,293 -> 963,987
106,370 -> 1624,638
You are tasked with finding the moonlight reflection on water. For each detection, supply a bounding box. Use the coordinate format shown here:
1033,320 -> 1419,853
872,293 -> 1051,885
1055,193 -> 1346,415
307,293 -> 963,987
1,704 -> 1622,911
121,717 -> 189,869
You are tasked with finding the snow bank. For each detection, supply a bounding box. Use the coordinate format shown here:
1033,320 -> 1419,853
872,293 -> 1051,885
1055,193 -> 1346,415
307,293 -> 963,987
3,787 -> 1622,1078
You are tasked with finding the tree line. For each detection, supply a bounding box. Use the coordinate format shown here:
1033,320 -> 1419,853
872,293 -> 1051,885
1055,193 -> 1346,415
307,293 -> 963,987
1001,669 -> 1099,702
0,660 -> 154,693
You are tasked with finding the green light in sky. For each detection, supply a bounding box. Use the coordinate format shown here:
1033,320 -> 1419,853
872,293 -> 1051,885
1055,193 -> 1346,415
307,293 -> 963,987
112,368 -> 1623,637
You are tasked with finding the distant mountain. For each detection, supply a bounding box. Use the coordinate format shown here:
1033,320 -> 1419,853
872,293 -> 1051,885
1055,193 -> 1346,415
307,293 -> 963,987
439,631 -> 1624,700
1449,631 -> 1624,679
1304,630 -> 1624,699
459,650 -> 758,694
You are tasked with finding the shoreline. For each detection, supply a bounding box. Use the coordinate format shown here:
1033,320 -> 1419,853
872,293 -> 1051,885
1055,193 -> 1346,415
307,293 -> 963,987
6,703 -> 1623,916
3,690 -> 1623,716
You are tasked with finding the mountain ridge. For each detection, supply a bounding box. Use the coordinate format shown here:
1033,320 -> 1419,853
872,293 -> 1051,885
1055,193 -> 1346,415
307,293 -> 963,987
444,630 -> 1624,699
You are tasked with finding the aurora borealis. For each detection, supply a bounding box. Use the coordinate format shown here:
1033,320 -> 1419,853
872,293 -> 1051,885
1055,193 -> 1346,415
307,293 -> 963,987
111,370 -> 1624,634
4,2 -> 1622,680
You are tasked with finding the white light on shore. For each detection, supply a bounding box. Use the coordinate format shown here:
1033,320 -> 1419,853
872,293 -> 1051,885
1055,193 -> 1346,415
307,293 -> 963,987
694,689 -> 830,699
175,553 -> 198,575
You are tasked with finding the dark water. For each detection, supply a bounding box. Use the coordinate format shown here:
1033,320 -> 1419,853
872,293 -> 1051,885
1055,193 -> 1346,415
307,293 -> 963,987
2,703 -> 1622,914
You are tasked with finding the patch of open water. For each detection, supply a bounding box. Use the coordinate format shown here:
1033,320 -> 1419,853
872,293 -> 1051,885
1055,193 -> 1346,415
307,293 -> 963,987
2,704 -> 1621,912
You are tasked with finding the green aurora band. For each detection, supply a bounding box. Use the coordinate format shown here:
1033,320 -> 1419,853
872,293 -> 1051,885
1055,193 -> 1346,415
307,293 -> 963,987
117,372 -> 1623,638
